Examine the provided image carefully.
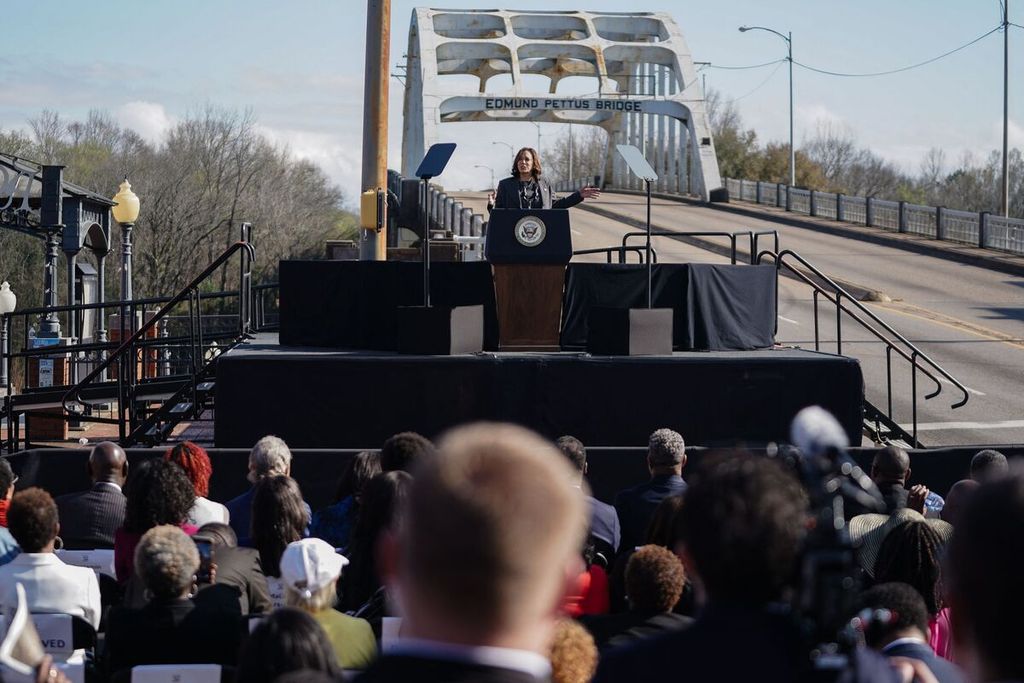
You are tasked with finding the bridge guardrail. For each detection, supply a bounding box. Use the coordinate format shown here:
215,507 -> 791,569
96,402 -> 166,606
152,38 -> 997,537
724,177 -> 1024,256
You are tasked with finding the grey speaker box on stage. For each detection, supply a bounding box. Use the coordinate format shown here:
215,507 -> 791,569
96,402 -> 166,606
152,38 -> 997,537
586,307 -> 674,356
396,304 -> 484,355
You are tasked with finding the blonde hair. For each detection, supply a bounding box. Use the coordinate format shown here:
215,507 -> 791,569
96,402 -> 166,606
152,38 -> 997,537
284,581 -> 337,613
549,619 -> 598,683
135,525 -> 200,599
401,423 -> 587,634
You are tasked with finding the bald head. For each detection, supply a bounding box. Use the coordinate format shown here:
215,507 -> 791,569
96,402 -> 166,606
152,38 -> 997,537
89,441 -> 128,486
941,479 -> 980,526
871,445 -> 911,486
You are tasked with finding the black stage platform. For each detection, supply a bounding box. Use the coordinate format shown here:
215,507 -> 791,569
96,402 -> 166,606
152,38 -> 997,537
215,334 -> 864,449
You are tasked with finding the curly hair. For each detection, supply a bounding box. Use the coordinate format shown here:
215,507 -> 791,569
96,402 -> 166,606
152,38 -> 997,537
549,619 -> 598,683
8,487 -> 58,552
625,544 -> 686,612
135,525 -> 200,600
380,432 -> 435,473
648,428 -> 686,467
510,147 -> 542,178
164,441 -> 213,498
252,476 -> 307,577
123,459 -> 196,534
873,520 -> 944,615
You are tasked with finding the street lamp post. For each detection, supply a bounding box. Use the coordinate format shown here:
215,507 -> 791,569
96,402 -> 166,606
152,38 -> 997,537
111,177 -> 140,334
529,120 -> 542,157
492,141 -> 514,172
0,281 -> 15,393
739,25 -> 795,191
474,164 -> 495,189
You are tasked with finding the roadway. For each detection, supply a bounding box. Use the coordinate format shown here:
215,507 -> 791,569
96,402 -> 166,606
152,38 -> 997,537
454,190 -> 1024,448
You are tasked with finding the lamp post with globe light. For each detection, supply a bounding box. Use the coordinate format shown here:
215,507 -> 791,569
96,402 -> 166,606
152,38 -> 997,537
0,281 -> 15,393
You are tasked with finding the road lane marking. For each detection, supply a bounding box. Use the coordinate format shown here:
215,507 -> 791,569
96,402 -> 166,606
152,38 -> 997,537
777,315 -> 801,326
936,376 -> 986,396
870,300 -> 1024,351
898,419 -> 1024,432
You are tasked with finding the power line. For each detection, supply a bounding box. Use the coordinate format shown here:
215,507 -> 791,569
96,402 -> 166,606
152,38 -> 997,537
793,26 -> 1000,78
733,60 -> 786,101
708,58 -> 786,71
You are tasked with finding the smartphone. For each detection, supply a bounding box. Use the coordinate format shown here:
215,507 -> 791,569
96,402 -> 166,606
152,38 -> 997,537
194,539 -> 214,584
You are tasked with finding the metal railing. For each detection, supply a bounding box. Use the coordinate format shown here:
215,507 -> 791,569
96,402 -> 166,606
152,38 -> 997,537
757,248 -> 970,445
725,177 -> 1024,255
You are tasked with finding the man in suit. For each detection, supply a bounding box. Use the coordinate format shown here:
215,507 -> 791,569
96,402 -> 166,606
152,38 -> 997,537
860,582 -> 964,683
359,423 -> 587,683
613,428 -> 687,552
54,441 -> 128,549
556,435 -> 619,560
192,522 -> 272,615
226,435 -> 310,544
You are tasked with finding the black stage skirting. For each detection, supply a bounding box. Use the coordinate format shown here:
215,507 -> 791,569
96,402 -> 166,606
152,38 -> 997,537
215,334 -> 863,449
279,261 -> 775,352
8,445 -> 1021,510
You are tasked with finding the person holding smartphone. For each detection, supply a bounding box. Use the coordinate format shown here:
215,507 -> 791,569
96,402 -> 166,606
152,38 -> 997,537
486,147 -> 600,212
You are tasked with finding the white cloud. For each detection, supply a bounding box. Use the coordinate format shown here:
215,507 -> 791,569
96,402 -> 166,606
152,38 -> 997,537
256,124 -> 363,204
116,101 -> 175,144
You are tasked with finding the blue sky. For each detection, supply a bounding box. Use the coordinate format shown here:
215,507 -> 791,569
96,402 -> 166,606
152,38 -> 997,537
1,1 -> 1018,199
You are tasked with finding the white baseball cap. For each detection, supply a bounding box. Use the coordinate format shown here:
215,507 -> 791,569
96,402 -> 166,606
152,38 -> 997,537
280,538 -> 349,596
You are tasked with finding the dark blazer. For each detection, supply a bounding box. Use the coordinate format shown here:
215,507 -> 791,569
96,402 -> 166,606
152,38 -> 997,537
587,495 -> 620,555
581,610 -> 693,650
54,483 -> 126,549
882,641 -> 965,683
193,545 -> 273,616
613,474 -> 686,552
356,654 -> 544,683
489,176 -> 582,212
104,598 -> 243,677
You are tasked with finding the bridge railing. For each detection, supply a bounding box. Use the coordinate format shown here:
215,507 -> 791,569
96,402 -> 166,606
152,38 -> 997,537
724,177 -> 1024,256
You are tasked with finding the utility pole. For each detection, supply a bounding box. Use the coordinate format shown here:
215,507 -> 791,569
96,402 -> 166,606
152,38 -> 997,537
1002,0 -> 1010,218
360,0 -> 391,260
568,122 -> 574,180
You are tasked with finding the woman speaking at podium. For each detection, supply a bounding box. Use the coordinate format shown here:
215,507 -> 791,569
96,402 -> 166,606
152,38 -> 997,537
486,146 -> 600,212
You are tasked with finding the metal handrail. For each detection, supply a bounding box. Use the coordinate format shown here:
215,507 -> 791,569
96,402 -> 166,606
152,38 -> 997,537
757,248 -> 969,443
621,230 -> 740,264
61,238 -> 256,437
573,246 -> 657,264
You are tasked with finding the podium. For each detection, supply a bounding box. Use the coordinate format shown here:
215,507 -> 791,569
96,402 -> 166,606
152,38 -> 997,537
486,209 -> 571,350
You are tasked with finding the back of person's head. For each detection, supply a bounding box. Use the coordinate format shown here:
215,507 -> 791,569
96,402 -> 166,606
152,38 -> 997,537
8,487 -> 58,553
0,458 -> 14,498
248,435 -> 292,484
625,544 -> 686,613
946,469 -> 1024,680
281,538 -> 348,613
556,436 -> 587,474
88,441 -> 128,485
123,458 -> 196,534
332,450 -> 381,504
549,619 -> 598,683
647,428 -> 686,470
871,445 -> 911,484
252,476 -> 307,577
164,441 -> 213,498
236,608 -> 341,683
342,471 -> 412,609
941,479 -> 979,526
970,449 -> 1008,483
872,519 -> 943,615
195,522 -> 238,548
644,495 -> 685,547
135,525 -> 200,600
394,422 -> 586,642
380,431 -> 435,473
676,452 -> 807,606
859,582 -> 931,649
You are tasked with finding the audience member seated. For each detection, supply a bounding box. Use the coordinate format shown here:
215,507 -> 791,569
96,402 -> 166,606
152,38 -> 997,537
192,522 -> 272,616
114,459 -> 197,582
0,458 -> 19,565
860,582 -> 965,683
252,475 -> 309,608
871,518 -> 953,659
581,545 -> 692,650
562,538 -> 609,618
0,487 -> 100,628
939,479 -> 979,526
379,431 -> 435,473
104,525 -> 243,677
608,495 -> 685,614
594,452 -> 899,682
945,467 -> 1024,682
227,435 -> 310,544
556,435 -> 620,560
613,428 -> 687,553
849,507 -> 953,580
970,448 -> 1008,483
339,471 -> 411,614
357,422 -> 587,683
54,441 -> 128,550
236,608 -> 342,683
310,450 -> 381,551
548,619 -> 598,683
165,441 -> 229,527
280,537 -> 377,670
